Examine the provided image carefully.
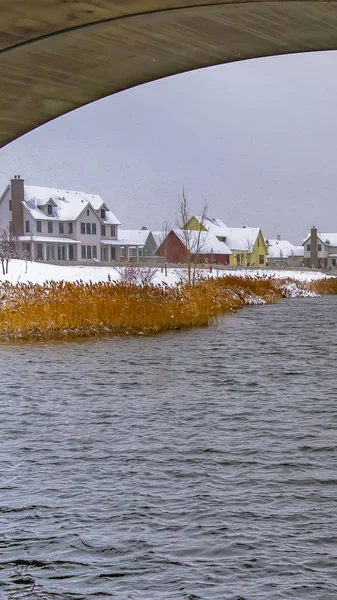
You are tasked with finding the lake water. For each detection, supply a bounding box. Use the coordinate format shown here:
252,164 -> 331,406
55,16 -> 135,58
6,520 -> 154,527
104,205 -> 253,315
1,296 -> 337,599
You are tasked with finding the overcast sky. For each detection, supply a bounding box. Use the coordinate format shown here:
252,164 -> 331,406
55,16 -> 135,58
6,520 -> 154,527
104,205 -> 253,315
1,50 -> 337,243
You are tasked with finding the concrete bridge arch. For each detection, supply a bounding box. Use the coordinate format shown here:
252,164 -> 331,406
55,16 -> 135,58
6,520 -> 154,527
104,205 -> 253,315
1,1 -> 337,147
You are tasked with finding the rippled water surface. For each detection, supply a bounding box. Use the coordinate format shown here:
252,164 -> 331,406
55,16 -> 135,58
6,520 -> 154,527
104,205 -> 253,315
1,296 -> 337,599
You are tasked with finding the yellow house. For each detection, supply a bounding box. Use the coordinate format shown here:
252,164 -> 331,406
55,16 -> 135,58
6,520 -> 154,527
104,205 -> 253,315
184,216 -> 268,266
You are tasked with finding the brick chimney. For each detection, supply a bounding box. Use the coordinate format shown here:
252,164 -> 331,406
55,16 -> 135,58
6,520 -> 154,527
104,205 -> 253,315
10,175 -> 24,236
310,226 -> 318,268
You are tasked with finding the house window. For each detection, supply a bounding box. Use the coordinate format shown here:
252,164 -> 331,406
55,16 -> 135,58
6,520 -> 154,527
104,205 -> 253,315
47,203 -> 53,215
36,243 -> 43,260
9,200 -> 12,211
81,245 -> 86,259
120,247 -> 126,258
332,259 -> 336,267
68,222 -> 73,234
259,254 -> 265,265
111,247 -> 116,261
68,245 -> 74,260
111,225 -> 116,237
130,247 -> 137,258
318,244 -> 322,251
81,222 -> 85,234
59,222 -> 64,234
87,245 -> 92,259
25,220 -> 30,233
101,247 -> 108,261
92,245 -> 97,259
257,238 -> 260,247
86,223 -> 91,235
92,223 -> 97,235
36,220 -> 42,233
48,222 -> 53,234
101,225 -> 106,236
87,209 -> 90,216
100,208 -> 106,219
307,244 -> 311,251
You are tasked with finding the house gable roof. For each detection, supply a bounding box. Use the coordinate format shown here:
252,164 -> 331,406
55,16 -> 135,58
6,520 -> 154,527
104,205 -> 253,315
189,216 -> 264,251
173,229 -> 232,255
23,185 -> 120,224
303,232 -> 337,247
0,184 -> 10,204
220,227 -> 261,251
190,215 -> 227,237
117,229 -> 155,246
266,239 -> 304,258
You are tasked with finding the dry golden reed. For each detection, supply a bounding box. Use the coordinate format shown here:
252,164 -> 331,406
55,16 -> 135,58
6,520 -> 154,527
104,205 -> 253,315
0,274 -> 335,341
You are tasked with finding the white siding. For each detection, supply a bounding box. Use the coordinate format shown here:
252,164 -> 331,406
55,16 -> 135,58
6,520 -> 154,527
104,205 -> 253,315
75,205 -> 101,261
0,187 -> 11,230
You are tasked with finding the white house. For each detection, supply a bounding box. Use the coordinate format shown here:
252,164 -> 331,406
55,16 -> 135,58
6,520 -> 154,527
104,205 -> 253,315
266,236 -> 304,266
0,176 -> 148,263
303,227 -> 337,268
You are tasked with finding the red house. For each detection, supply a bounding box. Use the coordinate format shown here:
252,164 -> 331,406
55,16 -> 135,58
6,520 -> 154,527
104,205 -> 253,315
156,229 -> 232,265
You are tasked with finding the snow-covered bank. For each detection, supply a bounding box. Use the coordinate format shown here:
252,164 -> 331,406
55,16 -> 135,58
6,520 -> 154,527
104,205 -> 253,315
280,282 -> 320,298
0,260 -> 334,287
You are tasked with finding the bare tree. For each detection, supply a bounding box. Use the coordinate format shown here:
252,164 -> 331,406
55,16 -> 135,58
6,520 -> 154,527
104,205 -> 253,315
0,228 -> 21,275
279,246 -> 284,267
176,189 -> 208,284
157,219 -> 171,276
245,237 -> 254,265
158,220 -> 171,255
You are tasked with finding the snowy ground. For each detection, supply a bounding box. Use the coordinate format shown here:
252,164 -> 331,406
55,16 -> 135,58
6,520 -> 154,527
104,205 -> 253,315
0,260 -> 334,286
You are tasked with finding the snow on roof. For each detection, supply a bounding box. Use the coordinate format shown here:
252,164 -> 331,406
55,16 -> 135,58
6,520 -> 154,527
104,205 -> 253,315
266,239 -> 304,258
23,185 -> 120,224
303,232 -> 337,247
192,216 -> 227,235
220,227 -> 260,250
174,229 -> 232,255
117,229 -> 153,246
191,217 -> 261,250
19,235 -> 81,244
318,233 -> 337,246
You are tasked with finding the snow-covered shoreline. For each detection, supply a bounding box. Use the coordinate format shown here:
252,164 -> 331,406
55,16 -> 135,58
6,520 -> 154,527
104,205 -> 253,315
0,260 -> 334,287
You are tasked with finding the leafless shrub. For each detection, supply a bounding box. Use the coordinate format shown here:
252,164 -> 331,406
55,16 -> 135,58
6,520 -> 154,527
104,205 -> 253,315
115,264 -> 142,283
115,264 -> 157,285
139,266 -> 157,284
0,228 -> 22,275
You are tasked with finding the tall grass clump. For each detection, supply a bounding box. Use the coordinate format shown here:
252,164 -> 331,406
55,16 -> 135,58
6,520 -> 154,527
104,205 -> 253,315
309,277 -> 337,295
0,274 -> 322,341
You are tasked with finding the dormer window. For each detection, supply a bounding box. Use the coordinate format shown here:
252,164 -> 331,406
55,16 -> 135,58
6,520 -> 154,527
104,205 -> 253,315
100,208 -> 106,219
47,203 -> 53,216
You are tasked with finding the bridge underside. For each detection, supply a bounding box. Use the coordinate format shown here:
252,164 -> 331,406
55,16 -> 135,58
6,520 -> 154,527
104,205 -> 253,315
1,0 -> 337,148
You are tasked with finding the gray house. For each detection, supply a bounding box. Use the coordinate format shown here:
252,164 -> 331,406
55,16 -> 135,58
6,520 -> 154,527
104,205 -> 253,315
117,228 -> 158,260
0,176 -> 148,263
